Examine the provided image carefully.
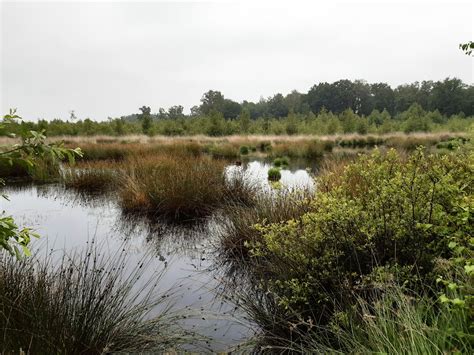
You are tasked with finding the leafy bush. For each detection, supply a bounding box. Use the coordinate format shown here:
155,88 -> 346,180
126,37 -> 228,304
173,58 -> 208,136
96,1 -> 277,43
250,148 -> 473,324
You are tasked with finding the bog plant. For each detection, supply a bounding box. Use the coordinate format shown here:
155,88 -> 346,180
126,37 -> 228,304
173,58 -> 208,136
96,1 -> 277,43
273,157 -> 289,168
267,167 -> 281,181
239,145 -> 250,155
0,245 -> 192,353
120,154 -> 227,220
250,148 -> 473,326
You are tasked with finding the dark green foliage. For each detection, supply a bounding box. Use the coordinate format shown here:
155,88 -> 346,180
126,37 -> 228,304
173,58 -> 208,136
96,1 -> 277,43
138,106 -> 153,135
1,78 -> 472,138
248,148 -> 473,332
239,145 -> 249,155
273,157 -> 289,168
267,167 -> 281,181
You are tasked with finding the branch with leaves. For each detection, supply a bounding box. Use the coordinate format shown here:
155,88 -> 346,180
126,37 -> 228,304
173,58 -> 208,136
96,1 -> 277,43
459,41 -> 474,56
0,109 -> 82,257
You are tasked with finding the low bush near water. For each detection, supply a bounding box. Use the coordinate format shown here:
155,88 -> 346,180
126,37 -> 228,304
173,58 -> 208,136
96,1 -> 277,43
241,148 -> 473,348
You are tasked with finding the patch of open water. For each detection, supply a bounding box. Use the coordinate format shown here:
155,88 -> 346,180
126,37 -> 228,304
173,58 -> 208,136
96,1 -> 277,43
0,160 -> 314,351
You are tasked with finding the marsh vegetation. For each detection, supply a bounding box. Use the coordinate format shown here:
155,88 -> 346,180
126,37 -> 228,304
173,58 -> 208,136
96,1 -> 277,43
1,132 -> 472,353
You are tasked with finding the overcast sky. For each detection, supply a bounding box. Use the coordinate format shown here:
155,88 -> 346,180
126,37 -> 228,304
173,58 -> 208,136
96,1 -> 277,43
1,0 -> 473,121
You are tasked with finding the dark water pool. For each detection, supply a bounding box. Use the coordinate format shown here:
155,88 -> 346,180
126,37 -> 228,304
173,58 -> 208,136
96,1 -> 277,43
0,161 -> 314,351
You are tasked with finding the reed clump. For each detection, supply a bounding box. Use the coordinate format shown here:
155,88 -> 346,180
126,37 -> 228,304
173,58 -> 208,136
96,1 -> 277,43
0,247 -> 191,354
61,161 -> 118,192
220,191 -> 312,258
120,154 -> 228,220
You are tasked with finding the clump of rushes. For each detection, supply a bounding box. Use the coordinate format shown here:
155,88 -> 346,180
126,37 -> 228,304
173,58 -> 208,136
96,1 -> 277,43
258,141 -> 272,153
239,145 -> 249,155
220,191 -> 312,258
272,157 -> 289,168
267,167 -> 281,181
0,245 -> 193,354
224,168 -> 258,207
120,154 -> 227,220
61,161 -> 118,192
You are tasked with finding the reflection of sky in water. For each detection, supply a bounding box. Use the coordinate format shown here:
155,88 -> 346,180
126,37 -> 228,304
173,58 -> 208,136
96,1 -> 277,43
0,161 -> 313,350
1,184 -> 252,351
226,160 -> 315,192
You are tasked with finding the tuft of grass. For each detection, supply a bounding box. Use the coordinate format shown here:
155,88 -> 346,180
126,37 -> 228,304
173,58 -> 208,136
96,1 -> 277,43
262,284 -> 473,354
61,161 -> 118,192
206,142 -> 240,159
0,156 -> 61,182
78,143 -> 130,161
267,167 -> 281,181
120,154 -> 227,220
0,246 -> 193,353
220,192 -> 311,258
270,140 -> 333,159
273,157 -> 289,168
239,145 -> 250,155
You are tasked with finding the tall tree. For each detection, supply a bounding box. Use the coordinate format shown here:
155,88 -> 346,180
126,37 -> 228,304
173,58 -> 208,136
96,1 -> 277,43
138,106 -> 152,134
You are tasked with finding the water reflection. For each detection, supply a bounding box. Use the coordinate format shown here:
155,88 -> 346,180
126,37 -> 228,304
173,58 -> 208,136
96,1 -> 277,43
226,160 -> 315,192
0,160 -> 315,350
1,184 -> 254,351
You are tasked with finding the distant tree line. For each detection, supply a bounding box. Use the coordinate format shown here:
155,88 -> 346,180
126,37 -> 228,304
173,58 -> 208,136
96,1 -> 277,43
119,77 -> 473,121
2,77 -> 472,137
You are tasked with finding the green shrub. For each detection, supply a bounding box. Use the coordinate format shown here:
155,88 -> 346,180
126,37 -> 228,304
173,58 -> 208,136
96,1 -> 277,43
250,148 -> 473,325
272,157 -> 289,168
267,167 -> 281,181
239,145 -> 250,155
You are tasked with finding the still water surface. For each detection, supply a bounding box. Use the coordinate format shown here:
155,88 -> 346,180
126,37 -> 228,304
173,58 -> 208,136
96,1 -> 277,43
1,161 -> 314,351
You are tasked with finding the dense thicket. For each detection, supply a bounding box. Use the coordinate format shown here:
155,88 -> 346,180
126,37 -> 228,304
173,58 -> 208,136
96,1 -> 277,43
2,77 -> 472,136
